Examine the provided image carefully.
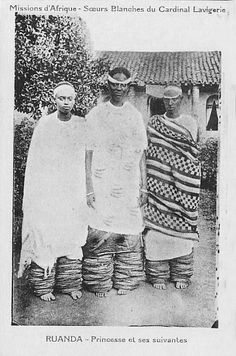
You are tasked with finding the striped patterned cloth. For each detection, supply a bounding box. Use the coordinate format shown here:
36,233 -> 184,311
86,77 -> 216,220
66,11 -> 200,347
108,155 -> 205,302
144,115 -> 201,241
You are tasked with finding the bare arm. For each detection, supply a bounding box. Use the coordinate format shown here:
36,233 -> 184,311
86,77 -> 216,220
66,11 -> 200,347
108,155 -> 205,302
85,150 -> 95,209
140,151 -> 147,189
139,151 -> 148,206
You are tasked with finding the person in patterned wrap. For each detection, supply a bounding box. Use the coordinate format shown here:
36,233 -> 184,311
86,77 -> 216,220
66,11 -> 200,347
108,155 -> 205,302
144,85 -> 201,290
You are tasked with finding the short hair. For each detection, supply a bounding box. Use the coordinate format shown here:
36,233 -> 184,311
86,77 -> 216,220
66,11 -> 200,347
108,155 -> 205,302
109,67 -> 131,80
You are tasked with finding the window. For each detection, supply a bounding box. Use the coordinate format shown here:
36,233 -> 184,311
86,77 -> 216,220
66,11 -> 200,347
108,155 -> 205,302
147,96 -> 166,117
206,94 -> 219,131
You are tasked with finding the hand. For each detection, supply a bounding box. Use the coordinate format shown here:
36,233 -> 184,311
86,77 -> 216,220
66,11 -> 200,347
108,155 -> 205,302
139,190 -> 148,206
87,193 -> 96,209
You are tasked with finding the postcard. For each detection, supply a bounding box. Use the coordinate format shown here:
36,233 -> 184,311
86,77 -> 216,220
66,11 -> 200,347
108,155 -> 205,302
0,0 -> 236,355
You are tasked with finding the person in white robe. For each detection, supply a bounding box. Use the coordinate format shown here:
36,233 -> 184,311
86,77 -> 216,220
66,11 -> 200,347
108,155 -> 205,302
83,68 -> 148,297
18,82 -> 88,301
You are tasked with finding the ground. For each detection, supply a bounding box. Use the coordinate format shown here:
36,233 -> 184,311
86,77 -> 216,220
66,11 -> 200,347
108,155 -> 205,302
12,189 -> 217,327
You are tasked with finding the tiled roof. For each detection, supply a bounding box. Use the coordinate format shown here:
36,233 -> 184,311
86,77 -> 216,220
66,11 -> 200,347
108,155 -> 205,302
98,51 -> 221,86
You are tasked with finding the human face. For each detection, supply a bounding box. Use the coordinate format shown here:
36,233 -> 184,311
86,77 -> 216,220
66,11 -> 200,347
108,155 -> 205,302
163,95 -> 182,117
108,73 -> 129,106
55,86 -> 75,114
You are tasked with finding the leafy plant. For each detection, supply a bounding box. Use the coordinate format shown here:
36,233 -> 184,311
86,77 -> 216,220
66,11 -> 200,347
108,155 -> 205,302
199,137 -> 218,191
15,14 -> 109,119
13,116 -> 35,216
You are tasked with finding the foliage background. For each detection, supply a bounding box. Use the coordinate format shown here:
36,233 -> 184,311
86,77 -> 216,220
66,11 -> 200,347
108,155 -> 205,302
200,137 -> 218,191
15,14 -> 109,119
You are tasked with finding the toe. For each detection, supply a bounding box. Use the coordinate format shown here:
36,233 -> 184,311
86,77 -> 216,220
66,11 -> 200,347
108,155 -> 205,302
71,291 -> 82,300
153,283 -> 166,290
40,292 -> 55,301
175,282 -> 188,289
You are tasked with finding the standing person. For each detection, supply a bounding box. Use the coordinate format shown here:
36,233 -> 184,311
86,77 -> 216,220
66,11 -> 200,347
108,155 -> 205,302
18,82 -> 88,301
144,86 -> 201,290
83,67 -> 148,297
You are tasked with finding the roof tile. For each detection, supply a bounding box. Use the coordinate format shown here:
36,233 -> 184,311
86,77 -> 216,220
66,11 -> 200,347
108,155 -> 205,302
99,51 -> 221,85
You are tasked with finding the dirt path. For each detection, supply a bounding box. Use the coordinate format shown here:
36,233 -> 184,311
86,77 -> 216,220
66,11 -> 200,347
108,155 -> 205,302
13,189 -> 217,327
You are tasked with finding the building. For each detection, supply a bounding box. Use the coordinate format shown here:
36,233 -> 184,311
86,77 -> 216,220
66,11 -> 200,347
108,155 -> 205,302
98,51 -> 221,141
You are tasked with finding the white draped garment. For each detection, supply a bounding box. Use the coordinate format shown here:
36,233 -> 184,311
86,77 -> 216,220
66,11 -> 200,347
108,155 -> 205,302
18,112 -> 88,276
86,101 -> 148,235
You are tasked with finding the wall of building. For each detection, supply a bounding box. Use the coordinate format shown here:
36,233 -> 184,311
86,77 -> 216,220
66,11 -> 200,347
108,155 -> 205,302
198,89 -> 219,142
128,87 -> 149,124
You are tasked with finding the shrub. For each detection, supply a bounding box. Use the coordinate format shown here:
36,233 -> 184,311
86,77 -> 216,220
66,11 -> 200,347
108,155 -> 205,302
13,116 -> 35,216
199,137 -> 219,191
15,14 -> 109,119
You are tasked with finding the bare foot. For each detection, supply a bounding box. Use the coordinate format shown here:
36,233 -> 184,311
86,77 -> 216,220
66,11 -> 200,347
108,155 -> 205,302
70,290 -> 82,300
40,292 -> 55,301
175,281 -> 189,289
117,289 -> 129,295
95,292 -> 107,298
153,283 -> 166,290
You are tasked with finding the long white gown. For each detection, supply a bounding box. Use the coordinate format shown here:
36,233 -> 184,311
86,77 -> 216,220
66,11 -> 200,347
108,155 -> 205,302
18,112 -> 88,276
86,101 -> 147,235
